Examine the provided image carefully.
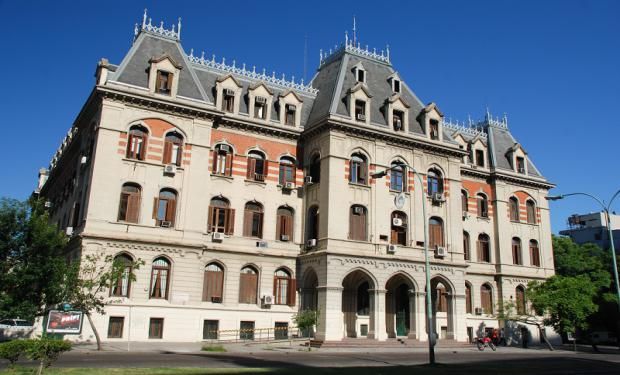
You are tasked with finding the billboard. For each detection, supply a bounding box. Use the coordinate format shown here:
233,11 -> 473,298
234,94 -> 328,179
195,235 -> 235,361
46,310 -> 83,334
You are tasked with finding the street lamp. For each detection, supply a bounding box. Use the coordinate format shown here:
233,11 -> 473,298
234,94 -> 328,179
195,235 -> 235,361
546,190 -> 620,313
372,166 -> 436,365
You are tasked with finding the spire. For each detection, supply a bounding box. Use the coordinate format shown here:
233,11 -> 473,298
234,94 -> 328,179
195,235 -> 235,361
353,16 -> 357,46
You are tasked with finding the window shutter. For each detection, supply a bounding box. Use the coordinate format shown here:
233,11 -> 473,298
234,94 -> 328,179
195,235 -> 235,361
163,142 -> 172,164
127,193 -> 140,223
225,153 -> 233,176
285,215 -> 293,239
176,144 -> 183,166
126,135 -> 134,158
167,73 -> 174,90
225,208 -> 235,235
156,72 -> 163,91
273,277 -> 278,299
246,158 -> 255,179
243,210 -> 253,237
212,151 -> 218,173
477,240 -> 482,262
288,278 -> 297,306
360,211 -> 367,240
202,271 -> 209,301
207,206 -> 214,232
214,271 -> 224,298
140,136 -> 147,160
152,198 -> 159,219
359,162 -> 367,183
349,209 -> 355,240
165,199 -> 176,224
276,215 -> 282,240
263,160 -> 269,177
258,212 -> 264,238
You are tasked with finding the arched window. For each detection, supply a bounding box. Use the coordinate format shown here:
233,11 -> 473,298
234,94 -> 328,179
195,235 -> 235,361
390,161 -> 406,192
526,200 -> 537,224
278,156 -> 296,185
357,281 -> 370,315
110,254 -> 133,297
239,266 -> 258,304
203,263 -> 224,303
307,206 -> 319,241
429,217 -> 444,248
427,169 -> 443,195
213,144 -> 233,176
118,183 -> 141,223
126,125 -> 148,160
512,237 -> 522,265
153,189 -> 177,227
150,257 -> 171,299
208,197 -> 234,234
480,284 -> 493,314
349,205 -> 368,241
530,240 -> 541,267
163,132 -> 183,166
477,193 -> 489,218
465,283 -> 473,314
274,268 -> 296,306
515,286 -> 526,315
477,234 -> 491,263
461,190 -> 469,215
391,211 -> 407,246
243,202 -> 264,238
463,231 -> 471,261
246,151 -> 267,182
436,284 -> 448,312
308,154 -> 321,183
349,153 -> 368,185
509,197 -> 520,222
276,207 -> 294,242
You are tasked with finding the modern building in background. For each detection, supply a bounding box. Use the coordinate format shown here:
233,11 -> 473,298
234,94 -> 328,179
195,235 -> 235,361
36,11 -> 557,345
560,212 -> 620,253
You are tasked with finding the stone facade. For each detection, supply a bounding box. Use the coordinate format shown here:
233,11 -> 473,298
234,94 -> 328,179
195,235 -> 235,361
37,13 -> 555,344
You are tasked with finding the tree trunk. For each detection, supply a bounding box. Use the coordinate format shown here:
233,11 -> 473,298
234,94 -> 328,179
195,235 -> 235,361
37,360 -> 44,375
537,324 -> 554,351
86,313 -> 102,351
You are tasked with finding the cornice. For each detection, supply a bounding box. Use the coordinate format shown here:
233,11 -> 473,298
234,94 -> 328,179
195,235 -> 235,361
216,116 -> 301,141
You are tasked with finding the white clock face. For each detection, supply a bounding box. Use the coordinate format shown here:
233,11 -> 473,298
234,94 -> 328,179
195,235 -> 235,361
395,193 -> 406,209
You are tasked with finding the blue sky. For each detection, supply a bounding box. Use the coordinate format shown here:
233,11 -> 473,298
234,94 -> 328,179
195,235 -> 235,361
0,0 -> 618,233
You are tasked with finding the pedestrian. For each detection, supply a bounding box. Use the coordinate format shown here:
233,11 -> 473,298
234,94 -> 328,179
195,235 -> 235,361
499,328 -> 507,346
491,329 -> 499,346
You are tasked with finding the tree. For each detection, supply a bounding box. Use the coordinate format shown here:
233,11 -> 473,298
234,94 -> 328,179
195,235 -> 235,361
497,299 -> 555,351
0,198 -> 69,321
62,252 -> 143,350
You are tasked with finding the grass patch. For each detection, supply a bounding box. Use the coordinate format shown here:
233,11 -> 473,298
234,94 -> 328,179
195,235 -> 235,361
201,344 -> 227,352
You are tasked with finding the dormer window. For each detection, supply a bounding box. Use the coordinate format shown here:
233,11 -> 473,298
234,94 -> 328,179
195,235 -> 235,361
516,157 -> 525,174
475,150 -> 484,167
254,96 -> 267,119
393,79 -> 401,93
356,69 -> 365,83
430,119 -> 439,140
355,100 -> 366,122
223,88 -> 235,112
393,110 -> 404,131
285,104 -> 296,125
156,71 -> 172,95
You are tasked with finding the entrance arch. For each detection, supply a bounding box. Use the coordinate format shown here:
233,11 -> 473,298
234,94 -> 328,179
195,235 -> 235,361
342,269 -> 376,338
428,276 -> 455,340
300,267 -> 318,311
385,273 -> 416,338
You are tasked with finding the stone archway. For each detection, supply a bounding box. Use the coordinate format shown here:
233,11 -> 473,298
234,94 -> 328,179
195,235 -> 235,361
385,273 -> 416,339
300,268 -> 318,311
342,269 -> 376,338
428,276 -> 455,340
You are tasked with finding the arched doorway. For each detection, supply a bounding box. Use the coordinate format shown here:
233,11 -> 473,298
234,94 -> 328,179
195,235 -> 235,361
385,274 -> 416,338
429,276 -> 455,340
300,268 -> 318,311
342,270 -> 375,338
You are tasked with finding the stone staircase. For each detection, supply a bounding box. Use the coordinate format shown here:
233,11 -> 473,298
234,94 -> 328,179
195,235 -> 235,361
308,337 -> 469,349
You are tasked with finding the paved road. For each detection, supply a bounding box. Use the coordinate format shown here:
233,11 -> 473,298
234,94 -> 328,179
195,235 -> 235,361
5,347 -> 619,374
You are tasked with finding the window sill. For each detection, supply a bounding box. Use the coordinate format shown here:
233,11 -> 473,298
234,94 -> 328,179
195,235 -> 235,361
123,158 -> 184,170
477,216 -> 491,222
244,179 -> 267,186
389,190 -> 409,195
210,173 -> 234,180
349,182 -> 370,188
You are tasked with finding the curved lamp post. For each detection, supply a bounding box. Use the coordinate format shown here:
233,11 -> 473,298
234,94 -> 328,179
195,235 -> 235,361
546,189 -> 620,313
372,166 -> 435,365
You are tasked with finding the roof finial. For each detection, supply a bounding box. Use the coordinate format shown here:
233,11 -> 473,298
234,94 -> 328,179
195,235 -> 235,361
486,106 -> 491,121
320,48 -> 323,63
177,17 -> 182,39
386,44 -> 390,61
353,15 -> 357,45
142,8 -> 148,29
345,30 -> 349,46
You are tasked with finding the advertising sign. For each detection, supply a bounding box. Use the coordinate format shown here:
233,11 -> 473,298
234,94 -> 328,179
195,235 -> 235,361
46,310 -> 83,334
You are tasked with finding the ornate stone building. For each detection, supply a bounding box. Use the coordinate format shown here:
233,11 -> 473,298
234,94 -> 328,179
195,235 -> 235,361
37,12 -> 555,344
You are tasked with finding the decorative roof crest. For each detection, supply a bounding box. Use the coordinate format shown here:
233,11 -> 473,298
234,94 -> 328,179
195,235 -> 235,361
319,18 -> 391,66
134,9 -> 181,42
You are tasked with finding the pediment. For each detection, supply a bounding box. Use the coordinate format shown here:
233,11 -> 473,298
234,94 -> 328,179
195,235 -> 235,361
349,82 -> 373,98
216,74 -> 242,87
149,54 -> 182,69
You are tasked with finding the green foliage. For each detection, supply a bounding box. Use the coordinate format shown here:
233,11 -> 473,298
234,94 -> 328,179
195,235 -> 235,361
201,344 -> 227,352
552,236 -> 611,289
293,309 -> 318,331
0,198 -> 69,321
25,337 -> 72,373
0,339 -> 29,367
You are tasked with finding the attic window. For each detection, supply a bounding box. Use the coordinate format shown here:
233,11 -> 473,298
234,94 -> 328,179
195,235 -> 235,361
393,110 -> 404,131
356,69 -> 365,83
516,157 -> 525,174
429,120 -> 439,140
393,79 -> 401,93
475,150 -> 484,167
285,104 -> 296,125
254,97 -> 267,120
156,71 -> 172,95
355,100 -> 366,122
223,88 -> 235,113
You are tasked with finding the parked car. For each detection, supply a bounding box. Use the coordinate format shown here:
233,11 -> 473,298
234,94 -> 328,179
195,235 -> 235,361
0,319 -> 33,328
0,319 -> 34,341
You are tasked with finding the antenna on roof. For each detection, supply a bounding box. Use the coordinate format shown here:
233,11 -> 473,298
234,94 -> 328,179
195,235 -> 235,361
353,16 -> 357,46
303,33 -> 308,82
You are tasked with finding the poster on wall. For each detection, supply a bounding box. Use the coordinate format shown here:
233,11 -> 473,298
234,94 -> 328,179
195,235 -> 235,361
46,310 -> 83,334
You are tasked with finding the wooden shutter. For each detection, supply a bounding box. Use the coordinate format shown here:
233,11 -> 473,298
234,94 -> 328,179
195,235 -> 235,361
214,270 -> 224,298
126,193 -> 140,223
156,72 -> 163,91
166,73 -> 174,90
359,162 -> 367,184
243,210 -> 253,237
225,208 -> 235,235
246,158 -> 255,179
349,209 -> 355,240
152,198 -> 159,219
285,215 -> 293,239
139,135 -> 147,160
257,212 -> 264,238
263,160 -> 269,177
288,278 -> 297,306
202,272 -> 210,301
126,134 -> 134,158
163,142 -> 172,164
165,199 -> 176,224
203,271 -> 223,301
225,153 -> 233,176
276,215 -> 282,240
175,143 -> 183,166
207,206 -> 214,232
212,151 -> 218,173
273,277 -> 279,300
240,272 -> 257,304
477,240 -> 482,262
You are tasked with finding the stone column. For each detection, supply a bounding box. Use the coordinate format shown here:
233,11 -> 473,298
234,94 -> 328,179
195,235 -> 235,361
367,289 -> 387,340
416,291 -> 428,341
408,288 -> 417,339
446,292 -> 455,339
315,286 -> 343,341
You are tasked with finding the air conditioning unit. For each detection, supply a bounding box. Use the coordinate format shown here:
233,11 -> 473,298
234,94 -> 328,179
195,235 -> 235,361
212,232 -> 224,242
219,144 -> 231,152
353,206 -> 364,215
356,113 -> 366,121
304,176 -> 313,184
387,244 -> 397,254
306,239 -> 317,248
475,307 -> 483,315
392,218 -> 403,227
432,192 -> 445,203
65,227 -> 74,236
255,96 -> 267,104
224,88 -> 236,96
256,241 -> 268,248
164,164 -> 177,175
287,104 -> 297,111
280,234 -> 290,241
435,246 -> 447,257
160,221 -> 172,228
262,295 -> 274,306
283,182 -> 295,190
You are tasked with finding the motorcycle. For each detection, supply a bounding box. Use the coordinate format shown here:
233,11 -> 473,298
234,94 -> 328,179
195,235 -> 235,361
475,336 -> 497,351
